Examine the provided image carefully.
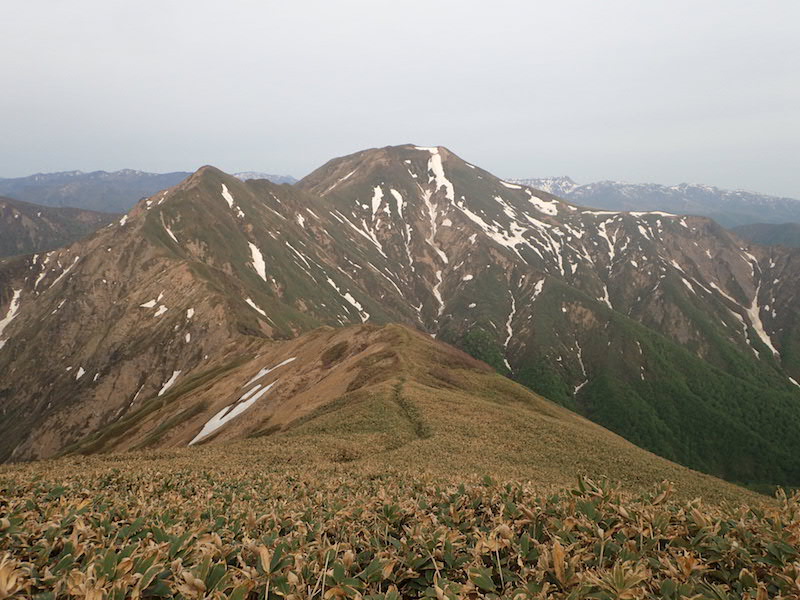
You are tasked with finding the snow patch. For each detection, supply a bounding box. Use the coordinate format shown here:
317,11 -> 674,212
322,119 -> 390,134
371,186 -> 384,217
158,370 -> 181,396
189,381 -> 276,445
0,289 -> 22,349
244,356 -> 297,387
245,298 -> 268,317
221,184 -> 235,208
249,243 -> 267,281
326,277 -> 369,322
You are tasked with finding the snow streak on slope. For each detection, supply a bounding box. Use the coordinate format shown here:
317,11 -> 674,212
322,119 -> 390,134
371,186 -> 384,217
221,184 -> 235,208
574,342 -> 589,394
0,289 -> 22,350
416,147 -> 454,317
502,290 -> 517,370
325,277 -> 369,322
249,243 -> 267,281
244,357 -> 297,387
158,370 -> 181,396
245,298 -> 268,317
189,382 -> 276,445
744,259 -> 779,356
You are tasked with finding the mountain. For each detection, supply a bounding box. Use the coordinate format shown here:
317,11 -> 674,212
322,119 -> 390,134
0,170 -> 191,213
0,196 -> 117,257
0,169 -> 297,213
233,171 -> 298,184
732,222 -> 800,248
3,147 -> 800,489
514,177 -> 800,228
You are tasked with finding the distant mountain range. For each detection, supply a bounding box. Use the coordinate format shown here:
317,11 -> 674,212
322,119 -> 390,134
233,172 -> 297,185
512,176 -> 800,228
3,145 -> 800,490
0,169 -> 296,213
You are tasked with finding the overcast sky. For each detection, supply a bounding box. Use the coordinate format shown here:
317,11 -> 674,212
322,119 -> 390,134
2,1 -> 798,196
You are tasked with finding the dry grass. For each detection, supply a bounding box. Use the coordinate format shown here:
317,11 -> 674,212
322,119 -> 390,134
1,454 -> 798,599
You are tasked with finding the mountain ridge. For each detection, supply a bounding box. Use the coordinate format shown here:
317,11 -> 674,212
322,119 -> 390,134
512,176 -> 800,227
2,145 -> 800,488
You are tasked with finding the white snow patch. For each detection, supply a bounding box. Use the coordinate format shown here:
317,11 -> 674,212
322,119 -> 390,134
296,213 -> 306,228
154,305 -> 168,317
164,224 -> 179,244
49,256 -> 80,289
185,332 -> 191,343
326,277 -> 369,322
371,186 -> 384,217
140,299 -> 157,309
186,308 -> 194,319
745,281 -> 779,356
422,147 -> 455,201
118,215 -> 128,226
503,291 -> 517,350
574,341 -> 589,394
221,184 -> 235,208
75,367 -> 85,380
526,190 -> 559,216
0,289 -> 22,349
462,274 -> 474,281
245,298 -> 267,317
158,370 -> 181,396
189,381 -> 276,445
244,356 -> 297,387
500,181 -> 522,189
249,243 -> 267,281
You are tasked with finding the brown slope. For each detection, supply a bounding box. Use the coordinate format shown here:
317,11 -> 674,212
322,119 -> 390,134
61,322 -> 754,504
0,196 -> 117,257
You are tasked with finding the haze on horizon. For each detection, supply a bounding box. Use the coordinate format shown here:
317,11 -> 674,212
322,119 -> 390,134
1,1 -> 798,198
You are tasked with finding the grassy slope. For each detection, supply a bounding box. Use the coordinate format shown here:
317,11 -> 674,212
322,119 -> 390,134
55,324 -> 756,505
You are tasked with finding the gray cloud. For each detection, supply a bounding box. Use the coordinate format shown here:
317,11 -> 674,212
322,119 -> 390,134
1,0 -> 798,196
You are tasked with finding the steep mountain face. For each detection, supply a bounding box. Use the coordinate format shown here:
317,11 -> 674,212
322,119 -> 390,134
733,223 -> 800,249
298,146 -> 800,486
0,169 -> 297,213
3,147 -> 800,488
0,196 -> 117,257
513,177 -> 800,228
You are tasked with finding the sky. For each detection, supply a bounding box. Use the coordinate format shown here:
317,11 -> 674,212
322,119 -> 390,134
1,1 -> 799,197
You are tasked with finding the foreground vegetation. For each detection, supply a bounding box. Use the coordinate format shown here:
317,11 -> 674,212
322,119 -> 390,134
1,453 -> 798,599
